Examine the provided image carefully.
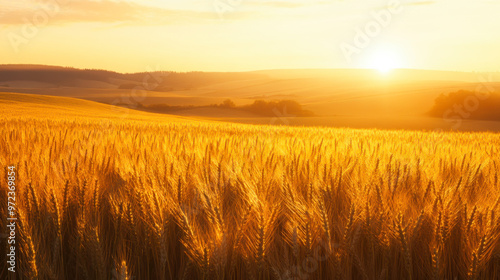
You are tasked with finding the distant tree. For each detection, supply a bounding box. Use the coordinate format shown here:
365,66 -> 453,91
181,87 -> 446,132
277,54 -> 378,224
221,99 -> 236,108
429,89 -> 500,121
244,99 -> 314,117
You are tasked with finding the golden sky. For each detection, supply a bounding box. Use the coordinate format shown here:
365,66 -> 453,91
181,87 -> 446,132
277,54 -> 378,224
1,0 -> 499,72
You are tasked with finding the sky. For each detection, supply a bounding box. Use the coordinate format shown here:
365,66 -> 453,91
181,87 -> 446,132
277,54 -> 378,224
0,0 -> 499,73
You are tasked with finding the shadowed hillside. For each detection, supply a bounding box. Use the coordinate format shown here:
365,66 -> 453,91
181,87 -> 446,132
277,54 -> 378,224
0,65 -> 267,90
0,65 -> 124,87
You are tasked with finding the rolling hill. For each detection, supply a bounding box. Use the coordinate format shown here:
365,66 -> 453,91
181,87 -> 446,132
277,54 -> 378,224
0,91 -> 194,124
1,65 -> 499,130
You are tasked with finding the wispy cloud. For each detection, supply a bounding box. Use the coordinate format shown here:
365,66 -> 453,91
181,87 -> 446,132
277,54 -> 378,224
406,1 -> 437,6
0,0 -> 217,25
374,0 -> 436,11
246,0 -> 332,9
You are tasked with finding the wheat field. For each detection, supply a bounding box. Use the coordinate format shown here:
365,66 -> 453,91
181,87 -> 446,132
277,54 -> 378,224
1,101 -> 500,279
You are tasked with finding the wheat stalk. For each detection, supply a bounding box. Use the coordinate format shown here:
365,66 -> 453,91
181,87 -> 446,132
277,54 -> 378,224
395,213 -> 413,280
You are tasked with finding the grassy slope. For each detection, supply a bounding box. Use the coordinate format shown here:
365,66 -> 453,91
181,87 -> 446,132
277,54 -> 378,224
0,92 -> 196,123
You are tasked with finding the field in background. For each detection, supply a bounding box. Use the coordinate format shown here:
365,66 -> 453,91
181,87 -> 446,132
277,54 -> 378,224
1,93 -> 500,279
2,66 -> 500,132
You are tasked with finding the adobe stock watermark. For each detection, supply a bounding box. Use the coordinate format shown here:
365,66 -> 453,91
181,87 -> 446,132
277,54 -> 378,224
6,0 -> 133,53
6,165 -> 17,274
279,238 -> 333,280
428,73 -> 498,145
7,0 -> 75,53
442,73 -> 497,130
340,0 -> 403,63
213,0 -> 244,19
109,65 -> 169,120
270,106 -> 296,126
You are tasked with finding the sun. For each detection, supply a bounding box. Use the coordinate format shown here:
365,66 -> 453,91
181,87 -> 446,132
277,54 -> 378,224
366,48 -> 402,74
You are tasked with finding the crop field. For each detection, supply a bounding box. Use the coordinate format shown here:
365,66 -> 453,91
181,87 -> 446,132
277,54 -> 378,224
1,95 -> 500,280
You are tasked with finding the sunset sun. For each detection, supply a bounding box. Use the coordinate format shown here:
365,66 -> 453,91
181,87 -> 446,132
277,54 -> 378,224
367,49 -> 402,74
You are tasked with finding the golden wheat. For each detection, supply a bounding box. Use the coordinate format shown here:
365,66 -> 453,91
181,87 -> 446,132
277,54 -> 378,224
1,117 -> 500,279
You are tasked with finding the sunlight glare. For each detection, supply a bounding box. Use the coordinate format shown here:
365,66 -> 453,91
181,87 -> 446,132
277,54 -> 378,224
367,49 -> 401,74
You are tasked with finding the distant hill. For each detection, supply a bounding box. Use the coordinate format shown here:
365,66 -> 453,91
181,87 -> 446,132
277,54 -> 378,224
0,64 -> 267,90
253,68 -> 498,83
0,66 -> 124,87
1,64 -> 499,120
2,64 -> 499,90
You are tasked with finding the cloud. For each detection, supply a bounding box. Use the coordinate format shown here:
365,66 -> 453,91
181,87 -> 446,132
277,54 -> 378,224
247,1 -> 309,8
406,1 -> 437,6
375,0 -> 436,11
0,0 -> 218,25
246,0 -> 331,9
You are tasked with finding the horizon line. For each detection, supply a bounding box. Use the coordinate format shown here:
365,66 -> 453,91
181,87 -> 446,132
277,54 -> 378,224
0,64 -> 499,75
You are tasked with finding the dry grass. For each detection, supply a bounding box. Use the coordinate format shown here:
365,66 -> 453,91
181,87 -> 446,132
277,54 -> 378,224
1,115 -> 500,280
